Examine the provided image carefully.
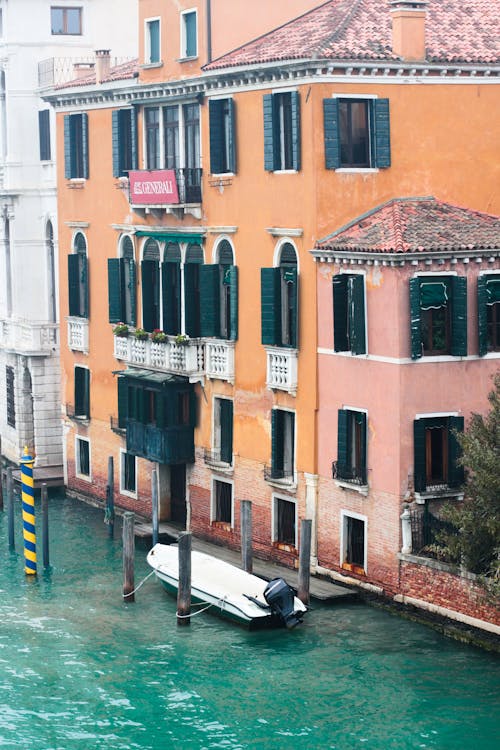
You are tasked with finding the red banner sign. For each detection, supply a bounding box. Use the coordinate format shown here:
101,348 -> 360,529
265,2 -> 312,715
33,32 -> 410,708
129,170 -> 179,205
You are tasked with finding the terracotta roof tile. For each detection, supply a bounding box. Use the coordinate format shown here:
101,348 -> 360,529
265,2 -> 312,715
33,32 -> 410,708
315,197 -> 500,254
204,0 -> 499,70
56,58 -> 138,89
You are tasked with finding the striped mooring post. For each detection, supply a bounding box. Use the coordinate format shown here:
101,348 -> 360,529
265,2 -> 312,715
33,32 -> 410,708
21,447 -> 37,576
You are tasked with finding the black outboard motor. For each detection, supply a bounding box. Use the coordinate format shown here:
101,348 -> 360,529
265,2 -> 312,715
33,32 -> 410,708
263,578 -> 303,629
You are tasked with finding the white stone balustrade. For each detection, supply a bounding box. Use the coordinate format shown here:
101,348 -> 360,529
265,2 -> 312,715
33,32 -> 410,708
265,346 -> 298,396
114,334 -> 205,379
0,318 -> 58,354
205,340 -> 235,383
67,317 -> 89,353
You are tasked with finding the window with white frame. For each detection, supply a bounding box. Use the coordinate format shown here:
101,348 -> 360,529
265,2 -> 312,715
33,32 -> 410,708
68,231 -> 88,318
213,397 -> 233,465
199,238 -> 238,340
332,273 -> 366,355
76,436 -> 90,478
263,91 -> 300,172
261,242 -> 298,349
273,495 -> 297,547
323,96 -> 390,170
269,409 -> 295,482
108,235 -> 137,327
341,511 -> 366,573
181,9 -> 197,58
212,478 -> 233,526
121,450 -> 137,495
51,6 -> 82,35
145,18 -> 160,64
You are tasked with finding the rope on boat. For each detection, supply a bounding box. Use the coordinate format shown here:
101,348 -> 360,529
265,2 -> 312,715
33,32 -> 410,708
122,569 -> 156,598
176,595 -> 228,618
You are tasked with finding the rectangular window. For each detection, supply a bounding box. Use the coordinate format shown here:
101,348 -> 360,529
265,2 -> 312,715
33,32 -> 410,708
263,91 -> 300,172
163,105 -> 179,169
76,436 -> 90,478
323,97 -> 391,170
112,109 -> 137,178
209,98 -> 236,175
199,264 -> 238,341
74,366 -> 90,419
261,266 -> 298,348
274,496 -> 296,547
38,110 -> 51,161
6,365 -> 15,428
213,479 -> 233,525
333,274 -> 366,354
145,107 -> 160,169
64,113 -> 88,179
342,512 -> 366,573
478,274 -> 500,355
410,276 -> 467,359
121,451 -> 137,495
336,409 -> 367,486
107,256 -> 136,327
51,6 -> 82,35
181,10 -> 197,58
214,398 -> 233,465
146,19 -> 160,64
271,409 -> 295,481
68,252 -> 88,318
413,416 -> 464,493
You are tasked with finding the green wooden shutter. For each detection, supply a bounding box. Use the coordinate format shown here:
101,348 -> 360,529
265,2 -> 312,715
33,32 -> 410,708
64,114 -> 72,178
162,262 -> 181,335
477,276 -> 488,356
291,91 -> 301,171
184,262 -> 200,337
209,100 -> 224,175
271,409 -> 284,477
81,113 -> 89,179
199,264 -> 220,337
117,377 -> 128,428
155,391 -> 165,429
448,416 -> 464,488
359,412 -> 367,484
112,110 -> 120,177
373,98 -> 391,169
323,98 -> 340,170
227,98 -> 236,173
68,254 -> 80,316
337,409 -> 349,478
107,258 -> 123,323
228,265 -> 238,341
128,259 -> 137,327
333,275 -> 348,351
220,399 -> 233,464
409,278 -> 422,360
74,367 -> 88,416
284,267 -> 298,348
263,94 -> 276,171
261,267 -> 281,345
81,254 -> 89,318
130,107 -> 138,170
349,275 -> 366,355
141,259 -> 157,332
451,276 -> 467,357
413,419 -> 426,492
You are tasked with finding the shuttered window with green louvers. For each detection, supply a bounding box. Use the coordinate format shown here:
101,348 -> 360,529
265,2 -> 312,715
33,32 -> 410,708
323,98 -> 390,170
478,275 -> 500,355
64,113 -> 89,179
413,416 -> 464,493
336,409 -> 367,485
332,274 -> 366,354
74,366 -> 90,419
68,234 -> 88,318
112,109 -> 137,178
209,98 -> 236,175
271,409 -> 295,480
409,277 -> 467,359
261,265 -> 298,348
217,398 -> 233,465
263,91 -> 300,172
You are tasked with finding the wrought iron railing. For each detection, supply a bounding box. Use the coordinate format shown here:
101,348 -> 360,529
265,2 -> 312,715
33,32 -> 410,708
264,464 -> 294,483
175,168 -> 202,204
332,460 -> 367,486
204,448 -> 232,467
409,507 -> 456,556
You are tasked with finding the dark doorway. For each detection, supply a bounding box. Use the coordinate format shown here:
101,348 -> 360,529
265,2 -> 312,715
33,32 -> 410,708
170,464 -> 186,527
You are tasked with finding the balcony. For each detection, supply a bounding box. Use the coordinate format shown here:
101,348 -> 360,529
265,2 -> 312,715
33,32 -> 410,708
265,346 -> 298,396
114,334 -> 205,381
126,420 -> 194,465
128,168 -> 202,218
205,339 -> 235,384
204,448 -> 233,471
67,317 -> 89,353
0,319 -> 58,356
264,464 -> 296,489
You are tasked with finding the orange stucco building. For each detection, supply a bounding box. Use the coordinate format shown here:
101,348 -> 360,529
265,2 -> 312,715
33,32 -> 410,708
47,0 -> 499,623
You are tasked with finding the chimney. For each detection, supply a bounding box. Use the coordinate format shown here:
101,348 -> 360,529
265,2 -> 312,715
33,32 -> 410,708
95,49 -> 111,84
73,61 -> 95,79
390,0 -> 428,61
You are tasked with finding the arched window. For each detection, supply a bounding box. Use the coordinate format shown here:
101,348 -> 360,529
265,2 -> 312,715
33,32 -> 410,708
199,238 -> 238,341
141,239 -> 160,331
261,241 -> 298,348
278,243 -> 298,347
108,235 -> 137,326
162,243 -> 181,335
184,244 -> 203,337
68,231 -> 88,318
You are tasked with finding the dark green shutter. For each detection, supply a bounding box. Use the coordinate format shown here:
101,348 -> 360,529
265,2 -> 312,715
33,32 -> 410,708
112,110 -> 120,177
291,91 -> 301,171
323,98 -> 340,170
199,264 -> 220,337
337,409 -> 349,478
81,112 -> 89,179
271,409 -> 284,477
141,259 -> 157,332
68,254 -> 80,315
359,412 -> 367,483
64,114 -> 72,178
228,265 -> 238,340
81,254 -> 89,318
162,262 -> 181,335
413,419 -> 426,492
451,276 -> 467,357
409,278 -> 422,360
184,263 -> 200,337
261,267 -> 281,345
220,399 -> 233,464
477,276 -> 488,356
130,107 -> 138,170
448,416 -> 464,488
373,98 -> 391,169
74,367 -> 86,416
227,98 -> 236,173
209,100 -> 223,175
155,391 -> 165,429
117,377 -> 128,428
128,259 -> 137,327
107,258 -> 123,323
284,267 -> 298,348
333,275 -> 348,351
349,275 -> 366,355
263,94 -> 277,171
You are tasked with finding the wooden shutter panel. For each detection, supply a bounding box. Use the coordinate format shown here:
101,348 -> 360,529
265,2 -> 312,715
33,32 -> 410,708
451,276 -> 467,357
359,412 -> 367,484
271,409 -> 284,477
199,264 -> 220,337
228,265 -> 238,341
81,254 -> 89,318
107,258 -> 123,323
413,419 -> 426,492
323,98 -> 341,170
209,100 -> 224,175
189,387 -> 197,428
349,275 -> 366,355
333,274 -> 349,351
285,267 -> 298,348
68,254 -> 80,316
112,110 -> 120,177
75,367 -> 86,416
373,98 -> 391,169
448,416 -> 464,488
162,262 -> 181,335
117,377 -> 128,428
477,276 -> 488,356
220,399 -> 233,464
261,267 -> 281,345
155,391 -> 165,429
130,107 -> 138,170
227,98 -> 236,174
263,94 -> 276,171
127,259 -> 137,327
337,409 -> 349,478
141,259 -> 157,332
184,263 -> 200,337
409,278 -> 422,360
291,91 -> 301,171
81,113 -> 89,179
64,114 -> 72,178
39,110 -> 51,161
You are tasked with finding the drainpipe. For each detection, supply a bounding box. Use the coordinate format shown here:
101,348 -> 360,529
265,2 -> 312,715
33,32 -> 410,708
206,0 -> 212,64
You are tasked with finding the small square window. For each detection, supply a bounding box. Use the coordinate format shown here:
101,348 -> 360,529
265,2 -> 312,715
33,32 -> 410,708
51,7 -> 82,35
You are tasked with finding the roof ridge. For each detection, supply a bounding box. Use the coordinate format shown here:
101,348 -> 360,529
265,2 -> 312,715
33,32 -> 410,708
316,0 -> 364,55
391,200 -> 405,253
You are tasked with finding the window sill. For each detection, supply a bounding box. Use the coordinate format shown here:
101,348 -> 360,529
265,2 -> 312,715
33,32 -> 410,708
335,168 -> 379,174
335,479 -> 368,496
75,473 -> 91,483
140,61 -> 164,69
211,521 -> 232,532
120,488 -> 138,500
265,476 -> 297,492
273,542 -> 297,554
414,489 -> 464,504
271,169 -> 299,175
177,55 -> 199,63
67,179 -> 86,189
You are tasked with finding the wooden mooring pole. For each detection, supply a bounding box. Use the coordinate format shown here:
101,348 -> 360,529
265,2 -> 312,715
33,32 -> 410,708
105,456 -> 115,539
241,500 -> 253,573
41,483 -> 50,569
0,436 -> 4,511
177,531 -> 191,626
123,512 -> 135,602
298,519 -> 312,606
7,466 -> 14,551
151,469 -> 159,546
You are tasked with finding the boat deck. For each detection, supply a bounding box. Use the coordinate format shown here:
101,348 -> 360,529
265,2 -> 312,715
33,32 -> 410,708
10,466 -> 65,489
134,519 -> 357,603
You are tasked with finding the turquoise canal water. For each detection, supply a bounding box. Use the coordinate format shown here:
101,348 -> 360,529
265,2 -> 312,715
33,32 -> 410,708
0,494 -> 499,750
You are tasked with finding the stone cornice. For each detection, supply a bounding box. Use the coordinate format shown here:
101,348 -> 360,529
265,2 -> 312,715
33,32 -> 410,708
311,248 -> 500,267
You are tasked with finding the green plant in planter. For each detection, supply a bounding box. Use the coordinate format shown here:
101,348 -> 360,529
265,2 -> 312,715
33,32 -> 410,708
174,333 -> 190,346
134,328 -> 149,341
112,322 -> 129,337
151,329 -> 168,343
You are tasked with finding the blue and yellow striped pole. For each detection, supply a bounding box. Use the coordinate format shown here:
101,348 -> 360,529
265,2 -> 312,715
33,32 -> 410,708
21,447 -> 37,575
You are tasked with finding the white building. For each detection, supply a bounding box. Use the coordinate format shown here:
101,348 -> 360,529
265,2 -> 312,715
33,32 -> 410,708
0,0 -> 137,466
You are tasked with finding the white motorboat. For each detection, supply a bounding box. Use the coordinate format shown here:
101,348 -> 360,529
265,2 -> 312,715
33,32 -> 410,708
146,543 -> 307,628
